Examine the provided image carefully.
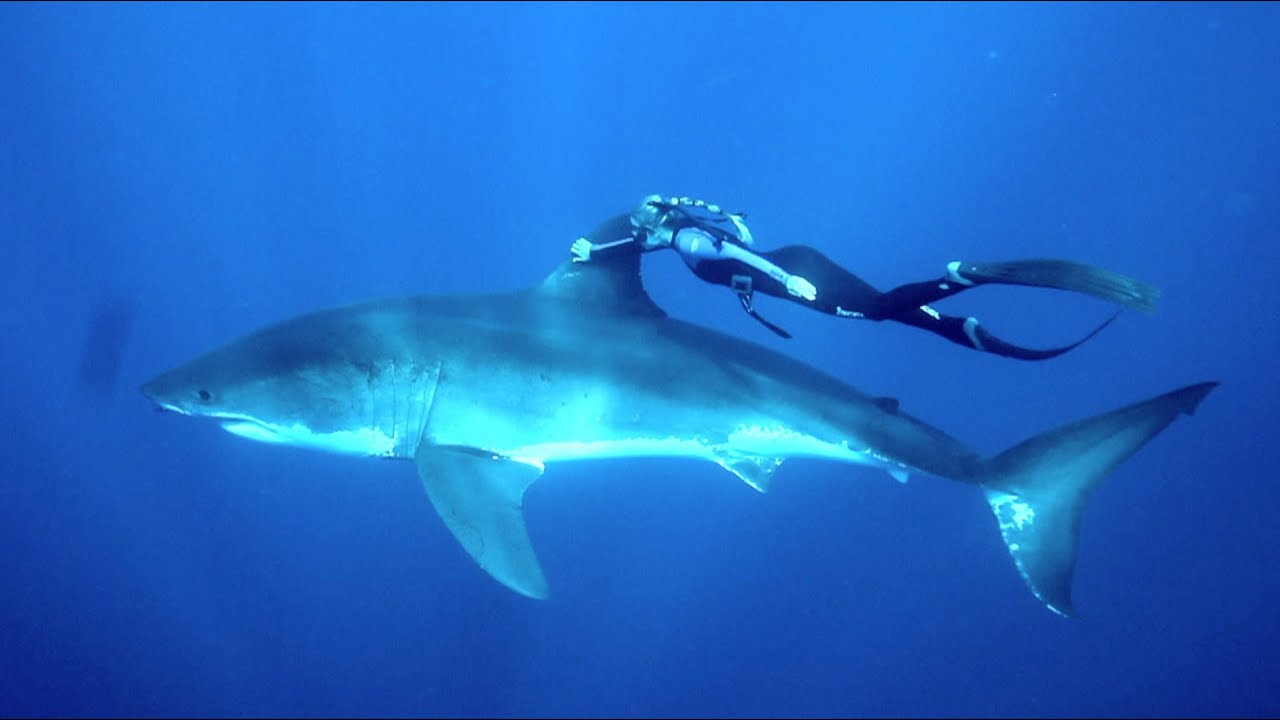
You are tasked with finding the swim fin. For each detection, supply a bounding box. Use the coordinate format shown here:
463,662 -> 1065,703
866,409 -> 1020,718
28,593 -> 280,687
953,259 -> 1161,313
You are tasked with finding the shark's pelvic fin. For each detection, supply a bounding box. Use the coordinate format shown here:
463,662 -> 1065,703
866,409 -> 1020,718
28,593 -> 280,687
713,450 -> 786,493
415,446 -> 549,600
979,381 -> 1219,617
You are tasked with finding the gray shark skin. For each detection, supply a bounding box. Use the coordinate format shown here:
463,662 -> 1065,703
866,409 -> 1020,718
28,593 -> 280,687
141,253 -> 1217,616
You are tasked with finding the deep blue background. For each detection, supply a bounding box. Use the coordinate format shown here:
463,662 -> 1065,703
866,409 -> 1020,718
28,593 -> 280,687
2,2 -> 1277,717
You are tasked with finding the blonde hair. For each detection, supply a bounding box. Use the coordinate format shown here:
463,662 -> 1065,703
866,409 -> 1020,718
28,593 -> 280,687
630,194 -> 754,249
629,194 -> 673,249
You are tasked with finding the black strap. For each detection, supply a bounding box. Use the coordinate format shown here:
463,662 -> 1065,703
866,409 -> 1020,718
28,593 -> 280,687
737,289 -> 792,339
650,199 -> 745,248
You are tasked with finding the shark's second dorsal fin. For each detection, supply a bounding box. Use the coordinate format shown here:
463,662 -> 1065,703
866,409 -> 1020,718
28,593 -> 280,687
873,396 -> 901,414
536,254 -> 666,318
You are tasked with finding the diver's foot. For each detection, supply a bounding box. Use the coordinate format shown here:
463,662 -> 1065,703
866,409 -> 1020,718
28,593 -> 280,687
946,260 -> 977,287
939,315 -> 1105,362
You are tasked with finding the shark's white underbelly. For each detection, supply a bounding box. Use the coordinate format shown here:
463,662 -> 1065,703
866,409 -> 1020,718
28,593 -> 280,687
220,419 -> 403,457
215,382 -> 913,486
494,422 -> 911,484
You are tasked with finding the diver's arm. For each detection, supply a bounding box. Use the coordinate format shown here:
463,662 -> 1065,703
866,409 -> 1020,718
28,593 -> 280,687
571,235 -> 648,263
718,242 -> 817,301
590,236 -> 641,255
571,213 -> 653,263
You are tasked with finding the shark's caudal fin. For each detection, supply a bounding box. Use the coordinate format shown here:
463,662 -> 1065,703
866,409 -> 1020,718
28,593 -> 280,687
979,381 -> 1219,617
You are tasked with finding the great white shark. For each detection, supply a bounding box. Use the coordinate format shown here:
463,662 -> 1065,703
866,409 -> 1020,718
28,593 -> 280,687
141,252 -> 1217,616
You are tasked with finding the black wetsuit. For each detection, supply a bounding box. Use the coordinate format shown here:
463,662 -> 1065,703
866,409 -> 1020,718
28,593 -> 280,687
719,244 -> 1111,360
583,204 -> 1134,361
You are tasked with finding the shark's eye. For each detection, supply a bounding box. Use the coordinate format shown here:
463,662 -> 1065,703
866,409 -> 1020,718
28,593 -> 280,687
198,389 -> 212,402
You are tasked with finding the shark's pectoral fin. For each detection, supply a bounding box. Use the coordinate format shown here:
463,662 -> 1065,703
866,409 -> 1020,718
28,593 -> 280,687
414,446 -> 549,600
713,450 -> 786,493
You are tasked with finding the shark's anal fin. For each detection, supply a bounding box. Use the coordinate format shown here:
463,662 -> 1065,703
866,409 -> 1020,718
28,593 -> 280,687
714,450 -> 786,493
414,446 -> 549,599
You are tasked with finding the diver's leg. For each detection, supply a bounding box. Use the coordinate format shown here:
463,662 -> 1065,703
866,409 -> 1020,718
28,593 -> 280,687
740,247 -> 1131,359
875,272 -> 971,316
747,246 -> 996,327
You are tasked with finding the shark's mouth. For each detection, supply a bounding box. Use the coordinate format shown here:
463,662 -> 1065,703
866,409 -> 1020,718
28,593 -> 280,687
216,415 -> 286,444
173,410 -> 287,443
155,401 -> 192,416
208,412 -> 401,457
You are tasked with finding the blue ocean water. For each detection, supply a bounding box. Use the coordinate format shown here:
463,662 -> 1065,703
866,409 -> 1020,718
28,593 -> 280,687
1,1 -> 1277,717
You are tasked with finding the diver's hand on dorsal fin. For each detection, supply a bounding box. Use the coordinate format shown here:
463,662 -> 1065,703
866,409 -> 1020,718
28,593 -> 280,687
570,237 -> 594,263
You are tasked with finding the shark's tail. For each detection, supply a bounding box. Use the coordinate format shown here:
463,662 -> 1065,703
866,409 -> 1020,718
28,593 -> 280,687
977,381 -> 1219,616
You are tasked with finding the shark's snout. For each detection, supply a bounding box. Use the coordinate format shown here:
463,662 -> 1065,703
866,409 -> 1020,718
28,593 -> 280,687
139,375 -> 168,405
140,375 -> 190,415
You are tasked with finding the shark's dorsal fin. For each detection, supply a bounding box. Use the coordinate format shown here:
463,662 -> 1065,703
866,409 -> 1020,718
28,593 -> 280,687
536,255 -> 666,318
